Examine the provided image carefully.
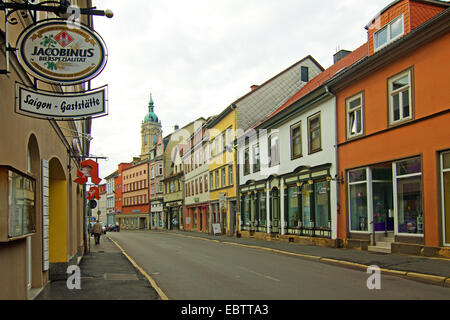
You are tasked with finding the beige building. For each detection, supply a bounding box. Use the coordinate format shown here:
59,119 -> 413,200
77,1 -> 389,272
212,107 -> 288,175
0,1 -> 102,299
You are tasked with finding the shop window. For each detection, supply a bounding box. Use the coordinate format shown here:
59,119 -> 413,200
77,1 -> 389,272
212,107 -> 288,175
301,183 -> 313,228
308,113 -> 321,154
394,157 -> 423,235
258,192 -> 267,226
242,194 -> 251,226
314,181 -> 330,229
388,69 -> 413,125
348,168 -> 368,232
346,93 -> 363,139
0,167 -> 36,240
441,152 -> 450,246
287,186 -> 301,228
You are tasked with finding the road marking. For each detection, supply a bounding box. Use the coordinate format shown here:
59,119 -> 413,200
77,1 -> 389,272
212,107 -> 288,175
238,266 -> 281,282
108,236 -> 169,301
154,231 -> 450,287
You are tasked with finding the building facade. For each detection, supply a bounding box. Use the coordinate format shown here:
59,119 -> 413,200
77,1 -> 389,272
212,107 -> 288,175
0,0 -> 95,299
208,108 -> 238,235
119,160 -> 150,230
183,118 -> 211,232
238,46 -> 368,244
328,0 -> 450,255
105,171 -> 117,226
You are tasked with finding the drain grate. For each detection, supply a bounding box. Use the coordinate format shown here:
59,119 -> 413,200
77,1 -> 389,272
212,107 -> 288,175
103,273 -> 139,281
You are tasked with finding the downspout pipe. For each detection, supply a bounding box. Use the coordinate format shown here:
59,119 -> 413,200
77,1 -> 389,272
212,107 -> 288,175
325,85 -> 340,243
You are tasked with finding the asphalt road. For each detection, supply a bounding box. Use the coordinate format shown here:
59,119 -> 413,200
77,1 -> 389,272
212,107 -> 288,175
107,230 -> 450,300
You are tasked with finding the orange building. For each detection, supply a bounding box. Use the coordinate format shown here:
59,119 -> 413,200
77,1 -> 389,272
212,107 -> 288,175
114,163 -> 131,224
328,0 -> 450,256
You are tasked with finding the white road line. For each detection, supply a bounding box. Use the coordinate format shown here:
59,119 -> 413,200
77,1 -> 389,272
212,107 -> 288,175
238,266 -> 281,282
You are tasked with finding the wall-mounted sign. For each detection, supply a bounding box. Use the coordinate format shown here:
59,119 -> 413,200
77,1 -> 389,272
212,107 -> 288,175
16,19 -> 108,84
16,83 -> 107,120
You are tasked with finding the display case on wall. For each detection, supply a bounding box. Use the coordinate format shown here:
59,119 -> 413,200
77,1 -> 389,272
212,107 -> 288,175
0,166 -> 36,241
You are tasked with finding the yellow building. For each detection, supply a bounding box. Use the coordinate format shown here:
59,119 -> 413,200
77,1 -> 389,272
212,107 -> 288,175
207,106 -> 238,236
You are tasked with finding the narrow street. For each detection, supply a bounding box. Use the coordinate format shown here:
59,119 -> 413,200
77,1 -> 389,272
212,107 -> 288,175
107,231 -> 450,300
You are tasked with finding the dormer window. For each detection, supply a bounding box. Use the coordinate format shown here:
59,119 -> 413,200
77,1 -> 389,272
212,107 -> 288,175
374,15 -> 404,52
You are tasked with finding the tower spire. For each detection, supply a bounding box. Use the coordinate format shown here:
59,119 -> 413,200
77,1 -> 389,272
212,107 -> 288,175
149,93 -> 154,113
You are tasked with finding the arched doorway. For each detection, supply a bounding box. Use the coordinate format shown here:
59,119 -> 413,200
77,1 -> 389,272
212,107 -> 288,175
26,134 -> 40,290
48,157 -> 67,280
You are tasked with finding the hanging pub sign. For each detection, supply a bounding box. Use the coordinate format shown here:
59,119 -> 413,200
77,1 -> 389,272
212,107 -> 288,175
16,19 -> 108,85
15,83 -> 107,120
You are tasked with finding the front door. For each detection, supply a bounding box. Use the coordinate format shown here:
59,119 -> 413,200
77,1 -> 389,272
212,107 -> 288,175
371,165 -> 394,234
271,188 -> 280,233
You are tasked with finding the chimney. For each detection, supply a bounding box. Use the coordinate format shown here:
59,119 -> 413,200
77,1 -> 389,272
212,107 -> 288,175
174,125 -> 179,131
250,85 -> 259,91
333,49 -> 351,64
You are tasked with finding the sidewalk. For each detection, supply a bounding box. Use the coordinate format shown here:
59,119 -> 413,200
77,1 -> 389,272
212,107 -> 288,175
162,230 -> 450,283
36,235 -> 159,300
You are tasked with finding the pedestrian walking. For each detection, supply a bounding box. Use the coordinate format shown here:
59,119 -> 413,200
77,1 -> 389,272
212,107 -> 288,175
91,220 -> 103,245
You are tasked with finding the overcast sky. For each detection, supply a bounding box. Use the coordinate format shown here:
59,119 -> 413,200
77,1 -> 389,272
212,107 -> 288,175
90,0 -> 393,180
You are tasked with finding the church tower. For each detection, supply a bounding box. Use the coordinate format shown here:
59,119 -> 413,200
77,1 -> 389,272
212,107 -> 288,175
141,93 -> 162,159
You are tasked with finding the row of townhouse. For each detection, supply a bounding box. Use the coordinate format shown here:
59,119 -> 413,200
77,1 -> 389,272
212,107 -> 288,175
105,0 -> 450,258
0,0 -> 99,300
236,0 -> 450,255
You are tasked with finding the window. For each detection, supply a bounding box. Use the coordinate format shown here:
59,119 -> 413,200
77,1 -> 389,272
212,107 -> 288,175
244,147 -> 250,175
195,179 -> 198,195
301,66 -> 309,82
228,165 -> 233,186
389,70 -> 412,125
227,128 -> 232,148
209,173 -> 213,191
3,168 -> 36,239
186,182 -> 190,197
215,170 -> 219,189
199,177 -> 203,193
268,132 -> 279,167
394,157 -> 423,235
221,168 -> 226,188
204,174 -> 208,192
348,169 -> 368,232
441,152 -> 450,245
158,163 -> 163,176
151,167 -> 154,179
258,192 -> 266,226
374,15 -> 404,51
222,132 -> 226,152
291,122 -> 302,159
347,93 -> 363,138
308,113 -> 321,154
287,186 -> 301,228
215,138 -> 219,156
252,144 -> 260,173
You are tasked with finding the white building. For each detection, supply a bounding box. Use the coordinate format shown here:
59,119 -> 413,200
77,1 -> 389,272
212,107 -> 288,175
238,49 -> 366,244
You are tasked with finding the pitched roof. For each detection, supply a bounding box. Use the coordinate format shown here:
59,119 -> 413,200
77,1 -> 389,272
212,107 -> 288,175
260,43 -> 368,125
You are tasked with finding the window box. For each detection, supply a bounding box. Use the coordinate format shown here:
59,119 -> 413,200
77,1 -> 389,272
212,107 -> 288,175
0,166 -> 36,241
